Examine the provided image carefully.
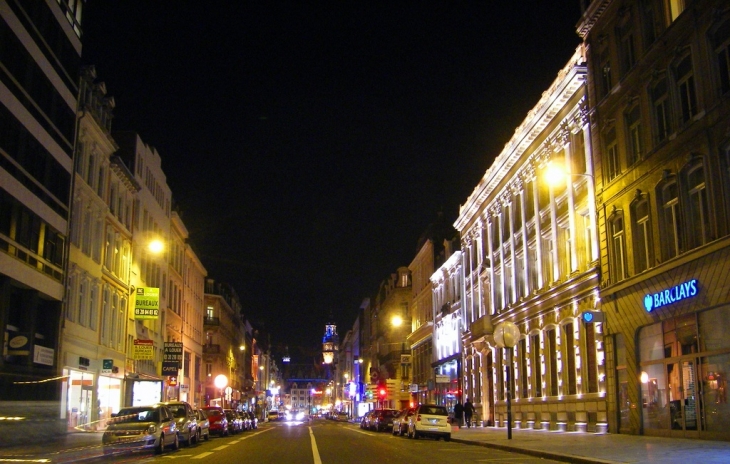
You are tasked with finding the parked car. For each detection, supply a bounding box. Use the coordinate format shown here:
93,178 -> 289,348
159,401 -> 197,446
102,404 -> 179,455
195,409 -> 210,441
267,409 -> 280,422
247,411 -> 258,429
392,408 -> 415,436
360,410 -> 375,429
371,409 -> 399,432
406,404 -> 451,441
224,409 -> 242,434
202,406 -> 228,436
239,411 -> 251,431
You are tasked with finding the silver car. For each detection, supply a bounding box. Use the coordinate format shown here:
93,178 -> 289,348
195,408 -> 210,441
102,404 -> 179,455
159,401 -> 198,446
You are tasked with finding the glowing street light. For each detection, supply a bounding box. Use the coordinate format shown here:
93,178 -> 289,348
391,315 -> 403,327
214,374 -> 228,408
148,239 -> 164,254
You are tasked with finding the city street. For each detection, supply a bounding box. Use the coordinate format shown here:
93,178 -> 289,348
102,419 -> 567,464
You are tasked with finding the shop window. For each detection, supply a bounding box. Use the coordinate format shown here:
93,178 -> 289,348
713,20 -> 730,96
631,196 -> 654,273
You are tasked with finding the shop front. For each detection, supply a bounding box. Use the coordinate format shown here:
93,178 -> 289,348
608,245 -> 730,441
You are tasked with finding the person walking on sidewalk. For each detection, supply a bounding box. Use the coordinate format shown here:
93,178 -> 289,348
463,398 -> 474,428
453,401 -> 464,428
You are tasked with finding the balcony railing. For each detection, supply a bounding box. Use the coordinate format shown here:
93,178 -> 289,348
203,344 -> 221,355
203,316 -> 220,326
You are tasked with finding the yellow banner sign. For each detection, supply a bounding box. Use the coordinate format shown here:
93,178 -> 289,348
134,339 -> 154,360
134,287 -> 160,320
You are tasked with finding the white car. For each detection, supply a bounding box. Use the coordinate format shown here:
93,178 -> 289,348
102,405 -> 179,455
406,404 -> 451,441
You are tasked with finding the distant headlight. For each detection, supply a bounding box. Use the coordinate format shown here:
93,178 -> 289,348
285,412 -> 293,420
295,412 -> 304,421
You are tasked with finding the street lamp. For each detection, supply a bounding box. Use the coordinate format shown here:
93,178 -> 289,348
214,374 -> 228,409
493,321 -> 520,440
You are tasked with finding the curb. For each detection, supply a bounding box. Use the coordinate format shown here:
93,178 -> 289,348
450,437 -> 620,464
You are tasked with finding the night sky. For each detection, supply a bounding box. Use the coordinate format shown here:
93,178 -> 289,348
81,3 -> 582,355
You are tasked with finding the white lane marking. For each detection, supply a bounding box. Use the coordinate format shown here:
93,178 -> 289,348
308,426 -> 323,464
191,451 -> 214,459
342,427 -> 377,436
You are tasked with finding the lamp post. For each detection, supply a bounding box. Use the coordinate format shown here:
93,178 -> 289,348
493,321 -> 520,440
214,374 -> 228,409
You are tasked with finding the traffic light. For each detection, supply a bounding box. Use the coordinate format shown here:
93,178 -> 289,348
581,311 -> 605,324
378,387 -> 387,400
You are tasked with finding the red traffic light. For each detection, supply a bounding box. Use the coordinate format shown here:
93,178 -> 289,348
378,388 -> 387,397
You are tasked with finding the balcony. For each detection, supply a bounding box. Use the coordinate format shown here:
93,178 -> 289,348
203,316 -> 220,327
203,344 -> 221,355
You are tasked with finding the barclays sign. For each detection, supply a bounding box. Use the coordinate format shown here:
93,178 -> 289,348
643,279 -> 698,313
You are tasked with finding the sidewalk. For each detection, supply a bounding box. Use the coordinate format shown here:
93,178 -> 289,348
450,425 -> 730,464
0,431 -> 105,463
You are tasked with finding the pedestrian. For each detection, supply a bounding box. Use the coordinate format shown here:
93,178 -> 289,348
463,398 -> 474,428
453,401 -> 464,428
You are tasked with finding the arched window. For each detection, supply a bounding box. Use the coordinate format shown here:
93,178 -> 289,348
658,177 -> 682,259
685,160 -> 710,248
609,211 -> 628,282
631,195 -> 654,273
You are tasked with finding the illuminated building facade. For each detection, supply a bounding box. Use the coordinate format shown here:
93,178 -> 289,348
62,66 -> 136,430
0,1 -> 81,438
430,238 -> 463,410
579,0 -> 730,440
455,47 -> 606,431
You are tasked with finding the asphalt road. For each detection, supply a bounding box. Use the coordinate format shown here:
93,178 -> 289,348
92,418 -> 569,464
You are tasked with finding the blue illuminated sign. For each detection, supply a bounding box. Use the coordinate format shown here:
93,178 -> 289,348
643,279 -> 698,312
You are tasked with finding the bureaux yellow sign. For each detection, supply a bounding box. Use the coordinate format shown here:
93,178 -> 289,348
134,287 -> 160,320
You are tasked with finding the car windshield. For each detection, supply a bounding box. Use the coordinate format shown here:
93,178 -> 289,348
169,405 -> 188,418
114,407 -> 159,423
420,406 -> 448,416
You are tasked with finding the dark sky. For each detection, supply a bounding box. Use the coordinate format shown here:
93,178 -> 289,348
81,2 -> 582,355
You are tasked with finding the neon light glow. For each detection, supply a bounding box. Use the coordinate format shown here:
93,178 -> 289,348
643,279 -> 698,312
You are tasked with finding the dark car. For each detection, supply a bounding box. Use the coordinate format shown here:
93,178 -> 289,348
247,411 -> 258,429
360,410 -> 375,429
202,406 -> 228,436
224,409 -> 242,434
371,409 -> 400,432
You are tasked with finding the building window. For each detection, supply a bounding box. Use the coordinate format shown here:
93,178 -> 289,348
546,328 -> 558,396
519,338 -> 528,399
640,0 -> 660,48
618,16 -> 637,77
666,0 -> 685,23
598,44 -> 613,99
585,324 -> 598,393
686,162 -> 710,248
631,197 -> 654,273
604,127 -> 621,181
675,54 -> 698,125
625,104 -> 643,166
659,180 -> 682,260
564,323 -> 577,395
651,78 -> 672,144
610,212 -> 628,282
714,20 -> 730,96
530,333 -> 542,398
